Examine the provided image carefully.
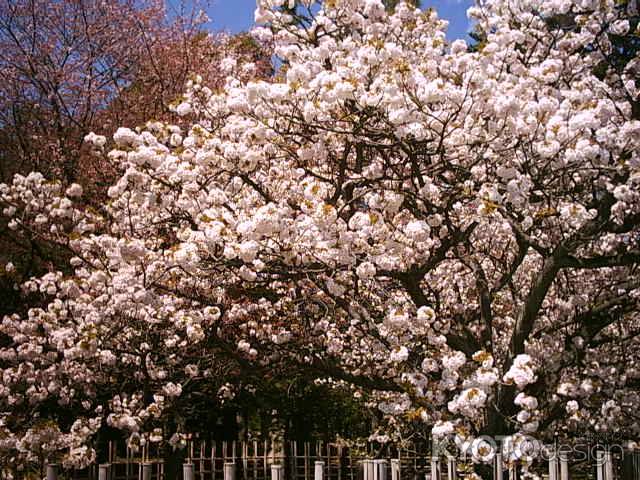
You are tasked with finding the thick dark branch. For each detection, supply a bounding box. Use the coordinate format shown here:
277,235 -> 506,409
576,291 -> 637,340
559,251 -> 640,269
399,269 -> 429,307
508,190 -> 616,361
471,259 -> 493,349
508,255 -> 560,358
607,212 -> 640,233
239,174 -> 273,203
527,290 -> 638,433
446,330 -> 481,357
502,214 -> 549,256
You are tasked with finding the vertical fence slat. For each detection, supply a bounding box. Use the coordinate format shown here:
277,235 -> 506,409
305,442 -> 310,480
391,459 -> 400,480
375,460 -> 387,480
233,441 -> 237,466
560,451 -> 569,480
430,456 -> 440,480
225,462 -> 237,480
605,449 -> 614,480
99,464 -> 110,480
200,441 -> 205,480
46,464 -> 58,480
211,440 -> 216,480
326,443 -> 331,480
242,440 -> 248,480
325,442 -> 331,479
347,444 -> 353,480
184,463 -> 195,480
141,463 -> 152,480
362,460 -> 374,480
493,453 -> 503,480
315,460 -> 325,480
272,464 -> 284,480
597,451 -> 606,480
549,451 -> 559,480
254,441 -> 259,480
264,440 -> 268,480
447,457 -> 456,480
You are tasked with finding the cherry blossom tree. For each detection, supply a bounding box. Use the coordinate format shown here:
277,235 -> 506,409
1,0 -> 640,476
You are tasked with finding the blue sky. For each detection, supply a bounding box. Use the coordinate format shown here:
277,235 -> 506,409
203,1 -> 474,41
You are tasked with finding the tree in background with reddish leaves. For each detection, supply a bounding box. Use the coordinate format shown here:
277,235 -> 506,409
0,0 -> 165,183
0,0 -> 272,315
0,0 -> 271,187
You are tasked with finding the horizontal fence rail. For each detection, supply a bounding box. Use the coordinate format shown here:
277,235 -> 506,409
40,440 -> 640,480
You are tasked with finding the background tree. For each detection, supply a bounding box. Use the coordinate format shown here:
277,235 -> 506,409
0,0 -> 272,188
0,0 -> 272,316
0,0 -> 165,183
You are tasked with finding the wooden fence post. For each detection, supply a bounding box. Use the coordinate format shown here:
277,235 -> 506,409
605,449 -> 614,480
374,459 -> 387,480
559,452 -> 569,480
430,456 -> 441,480
549,451 -> 559,480
98,464 -> 110,480
391,459 -> 400,480
315,461 -> 325,480
272,464 -> 285,480
363,460 -> 374,480
183,463 -> 195,480
46,464 -> 58,480
225,462 -> 237,480
447,456 -> 456,480
596,451 -> 605,480
493,454 -> 503,480
141,462 -> 152,480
